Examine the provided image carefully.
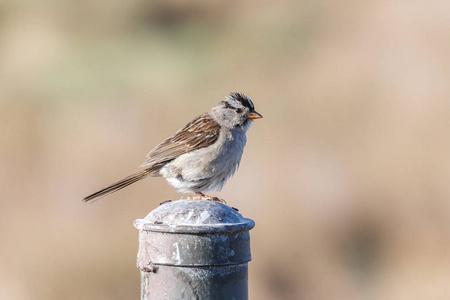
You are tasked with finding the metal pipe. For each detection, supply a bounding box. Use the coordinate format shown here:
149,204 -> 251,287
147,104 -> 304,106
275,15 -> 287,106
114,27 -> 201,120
134,199 -> 255,299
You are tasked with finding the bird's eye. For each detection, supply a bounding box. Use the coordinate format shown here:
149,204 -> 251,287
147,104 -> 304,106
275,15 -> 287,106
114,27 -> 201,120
235,108 -> 243,114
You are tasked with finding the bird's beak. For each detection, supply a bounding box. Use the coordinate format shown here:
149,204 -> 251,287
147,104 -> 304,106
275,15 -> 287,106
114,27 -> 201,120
245,111 -> 263,119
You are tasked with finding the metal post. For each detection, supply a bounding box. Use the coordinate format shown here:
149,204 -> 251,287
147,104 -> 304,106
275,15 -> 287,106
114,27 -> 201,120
134,199 -> 255,300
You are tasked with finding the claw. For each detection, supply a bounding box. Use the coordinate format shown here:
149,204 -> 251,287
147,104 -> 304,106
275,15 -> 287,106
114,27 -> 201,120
186,192 -> 227,204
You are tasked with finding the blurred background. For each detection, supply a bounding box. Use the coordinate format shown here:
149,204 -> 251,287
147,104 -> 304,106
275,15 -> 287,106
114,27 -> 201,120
1,0 -> 450,299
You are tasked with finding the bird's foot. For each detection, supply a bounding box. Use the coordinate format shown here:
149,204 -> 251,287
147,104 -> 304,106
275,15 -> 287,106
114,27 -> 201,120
186,192 -> 227,204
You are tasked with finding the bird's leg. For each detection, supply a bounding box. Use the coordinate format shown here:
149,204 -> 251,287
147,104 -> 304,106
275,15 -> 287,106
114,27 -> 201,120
187,192 -> 227,204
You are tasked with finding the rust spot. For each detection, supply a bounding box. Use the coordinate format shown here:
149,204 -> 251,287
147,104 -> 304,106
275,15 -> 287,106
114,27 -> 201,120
142,260 -> 159,273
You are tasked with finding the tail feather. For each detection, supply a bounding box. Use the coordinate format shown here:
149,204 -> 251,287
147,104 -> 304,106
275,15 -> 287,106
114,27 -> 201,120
83,169 -> 153,203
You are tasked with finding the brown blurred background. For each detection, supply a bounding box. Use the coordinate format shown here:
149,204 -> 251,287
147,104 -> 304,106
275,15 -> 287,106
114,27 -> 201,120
1,0 -> 450,299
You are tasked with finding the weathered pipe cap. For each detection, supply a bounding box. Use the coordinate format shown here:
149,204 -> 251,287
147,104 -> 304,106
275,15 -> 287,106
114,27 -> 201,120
135,200 -> 255,267
134,199 -> 255,234
136,200 -> 254,299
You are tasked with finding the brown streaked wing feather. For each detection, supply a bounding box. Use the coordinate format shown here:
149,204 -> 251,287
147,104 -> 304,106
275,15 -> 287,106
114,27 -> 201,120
139,113 -> 220,168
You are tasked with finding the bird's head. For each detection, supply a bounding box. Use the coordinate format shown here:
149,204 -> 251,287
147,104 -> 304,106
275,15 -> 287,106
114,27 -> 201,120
211,92 -> 262,130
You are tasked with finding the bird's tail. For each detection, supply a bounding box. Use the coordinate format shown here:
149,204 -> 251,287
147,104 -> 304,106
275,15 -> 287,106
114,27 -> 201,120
82,169 -> 154,203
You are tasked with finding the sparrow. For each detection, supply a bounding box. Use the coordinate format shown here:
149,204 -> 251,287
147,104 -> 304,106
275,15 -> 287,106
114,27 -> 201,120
83,92 -> 262,203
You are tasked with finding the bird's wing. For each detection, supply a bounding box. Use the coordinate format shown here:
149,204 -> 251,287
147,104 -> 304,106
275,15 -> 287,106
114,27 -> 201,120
139,113 -> 221,168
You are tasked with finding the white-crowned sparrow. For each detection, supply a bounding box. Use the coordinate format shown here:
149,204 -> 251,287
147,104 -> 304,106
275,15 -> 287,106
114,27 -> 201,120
83,92 -> 262,203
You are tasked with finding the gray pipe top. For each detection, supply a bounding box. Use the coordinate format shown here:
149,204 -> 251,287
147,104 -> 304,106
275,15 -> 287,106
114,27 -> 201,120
134,200 -> 255,234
